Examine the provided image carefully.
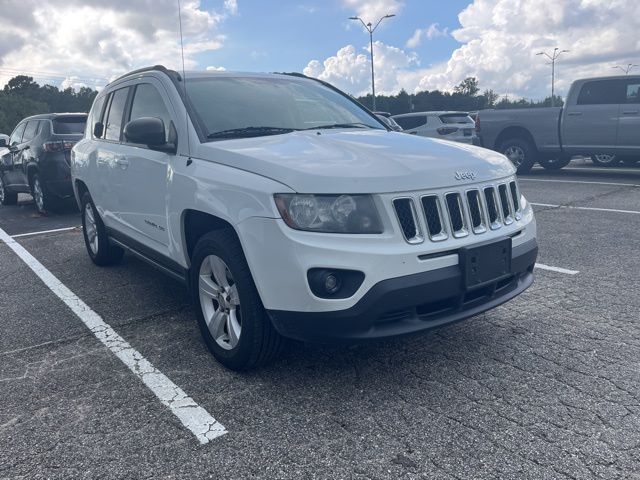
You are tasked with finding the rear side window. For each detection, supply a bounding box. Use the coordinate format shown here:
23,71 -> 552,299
53,116 -> 87,134
626,81 -> 640,103
9,123 -> 26,145
128,83 -> 173,143
87,96 -> 107,138
22,121 -> 40,142
577,80 -> 625,105
439,114 -> 473,124
104,88 -> 130,141
394,115 -> 427,130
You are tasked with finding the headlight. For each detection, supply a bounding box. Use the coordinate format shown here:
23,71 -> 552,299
274,194 -> 383,233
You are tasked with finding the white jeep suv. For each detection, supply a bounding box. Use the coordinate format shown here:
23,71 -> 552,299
71,66 -> 538,370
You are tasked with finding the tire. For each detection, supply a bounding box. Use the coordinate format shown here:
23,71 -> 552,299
190,229 -> 283,371
590,154 -> 619,166
499,138 -> 536,174
80,192 -> 124,266
0,175 -> 18,206
538,157 -> 571,170
31,173 -> 58,214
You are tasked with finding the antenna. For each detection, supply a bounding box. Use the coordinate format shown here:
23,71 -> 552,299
177,0 -> 191,160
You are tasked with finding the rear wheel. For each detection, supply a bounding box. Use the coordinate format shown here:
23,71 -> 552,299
31,173 -> 58,214
190,229 -> 283,371
590,154 -> 619,166
500,138 -> 536,174
80,192 -> 124,266
0,175 -> 18,206
538,157 -> 571,170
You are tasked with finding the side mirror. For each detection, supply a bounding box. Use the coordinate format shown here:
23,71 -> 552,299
93,122 -> 104,138
124,117 -> 166,147
0,139 -> 7,148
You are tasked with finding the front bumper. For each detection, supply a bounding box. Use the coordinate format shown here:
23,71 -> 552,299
267,238 -> 537,342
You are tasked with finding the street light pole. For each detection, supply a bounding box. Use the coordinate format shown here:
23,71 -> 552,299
349,14 -> 395,111
613,63 -> 639,75
537,48 -> 569,107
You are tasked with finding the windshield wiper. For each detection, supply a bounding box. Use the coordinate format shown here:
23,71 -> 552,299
207,126 -> 298,139
303,122 -> 377,130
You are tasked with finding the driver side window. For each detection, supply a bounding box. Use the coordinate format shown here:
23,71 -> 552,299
128,83 -> 173,144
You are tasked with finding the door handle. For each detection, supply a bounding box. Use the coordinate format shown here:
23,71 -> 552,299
567,112 -> 582,116
114,156 -> 129,168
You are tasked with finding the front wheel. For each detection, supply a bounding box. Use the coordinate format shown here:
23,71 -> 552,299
80,192 -> 124,266
500,138 -> 536,174
538,157 -> 571,170
590,154 -> 619,166
0,175 -> 18,205
190,229 -> 283,371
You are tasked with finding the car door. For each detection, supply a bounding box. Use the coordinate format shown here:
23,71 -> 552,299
562,79 -> 624,154
2,122 -> 28,188
616,78 -> 640,155
113,79 -> 175,250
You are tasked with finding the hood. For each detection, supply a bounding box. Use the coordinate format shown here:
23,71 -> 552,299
194,129 -> 515,194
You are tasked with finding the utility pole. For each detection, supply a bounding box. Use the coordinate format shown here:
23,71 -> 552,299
349,14 -> 395,111
613,63 -> 639,75
537,48 -> 569,107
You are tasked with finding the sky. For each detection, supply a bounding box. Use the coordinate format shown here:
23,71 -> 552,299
0,0 -> 639,100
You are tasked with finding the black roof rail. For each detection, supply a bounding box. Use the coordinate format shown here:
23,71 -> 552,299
109,65 -> 182,85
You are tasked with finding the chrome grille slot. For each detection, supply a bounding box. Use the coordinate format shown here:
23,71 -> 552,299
420,195 -> 447,241
483,187 -> 501,229
392,198 -> 423,244
509,181 -> 522,219
445,193 -> 468,237
498,184 -> 514,224
466,190 -> 486,234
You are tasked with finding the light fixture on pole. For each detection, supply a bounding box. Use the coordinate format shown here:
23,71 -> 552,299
349,13 -> 395,111
536,48 -> 569,107
613,63 -> 639,75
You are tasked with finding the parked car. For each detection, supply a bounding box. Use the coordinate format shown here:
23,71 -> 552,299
391,111 -> 479,145
476,75 -> 640,173
374,113 -> 403,131
72,66 -> 538,370
0,113 -> 87,211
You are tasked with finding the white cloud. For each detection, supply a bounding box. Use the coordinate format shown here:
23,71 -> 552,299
307,0 -> 640,100
0,0 -> 233,90
341,0 -> 403,24
224,0 -> 238,15
205,66 -> 227,71
406,23 -> 449,48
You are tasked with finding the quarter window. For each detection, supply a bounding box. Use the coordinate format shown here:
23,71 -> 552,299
87,95 -> 107,138
9,123 -> 26,146
104,87 -> 130,141
577,80 -> 625,105
625,82 -> 640,103
394,115 -> 427,130
128,83 -> 173,143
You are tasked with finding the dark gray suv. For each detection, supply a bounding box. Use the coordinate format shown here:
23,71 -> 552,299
0,113 -> 87,213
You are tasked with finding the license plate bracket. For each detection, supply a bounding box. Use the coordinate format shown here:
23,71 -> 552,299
460,237 -> 512,289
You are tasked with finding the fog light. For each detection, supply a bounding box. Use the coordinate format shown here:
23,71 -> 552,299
324,273 -> 341,294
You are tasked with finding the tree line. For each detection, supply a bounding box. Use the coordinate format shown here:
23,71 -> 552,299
0,76 -> 97,134
0,74 -> 561,134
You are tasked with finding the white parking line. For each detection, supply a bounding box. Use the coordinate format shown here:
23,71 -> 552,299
521,178 -> 640,188
0,226 -> 226,444
12,226 -> 79,238
535,263 -> 579,275
531,202 -> 640,215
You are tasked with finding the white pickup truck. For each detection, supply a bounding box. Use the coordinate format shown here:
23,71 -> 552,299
72,66 -> 538,370
477,75 -> 640,172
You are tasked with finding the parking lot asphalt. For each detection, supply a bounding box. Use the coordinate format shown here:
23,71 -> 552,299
1,160 -> 639,479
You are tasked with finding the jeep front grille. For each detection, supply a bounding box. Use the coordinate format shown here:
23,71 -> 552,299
392,181 -> 522,244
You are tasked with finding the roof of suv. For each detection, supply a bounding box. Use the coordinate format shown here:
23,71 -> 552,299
21,112 -> 87,122
393,111 -> 469,118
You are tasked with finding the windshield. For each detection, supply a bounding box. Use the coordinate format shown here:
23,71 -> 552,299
185,76 -> 385,140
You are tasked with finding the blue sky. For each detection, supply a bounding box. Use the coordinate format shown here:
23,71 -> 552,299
197,0 -> 471,74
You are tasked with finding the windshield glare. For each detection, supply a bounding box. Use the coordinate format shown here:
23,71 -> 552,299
185,76 -> 384,139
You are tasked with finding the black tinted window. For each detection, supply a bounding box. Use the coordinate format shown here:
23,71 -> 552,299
53,116 -> 87,134
577,80 -> 625,105
394,115 -> 427,130
104,88 -> 129,141
626,81 -> 640,103
22,121 -> 39,142
9,123 -> 26,145
87,96 -> 106,138
129,83 -> 173,142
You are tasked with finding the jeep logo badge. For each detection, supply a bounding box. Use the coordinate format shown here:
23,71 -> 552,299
454,170 -> 477,181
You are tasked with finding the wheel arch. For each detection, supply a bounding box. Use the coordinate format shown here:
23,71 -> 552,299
495,126 -> 538,152
181,209 -> 242,265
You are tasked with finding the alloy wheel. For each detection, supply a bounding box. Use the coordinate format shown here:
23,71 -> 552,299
504,146 -> 525,167
198,255 -> 242,350
0,179 -> 4,203
84,202 -> 99,254
33,178 -> 44,212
